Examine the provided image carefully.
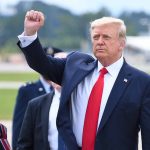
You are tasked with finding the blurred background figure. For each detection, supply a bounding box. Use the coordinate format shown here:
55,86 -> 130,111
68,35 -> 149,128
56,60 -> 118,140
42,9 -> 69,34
0,123 -> 11,150
12,46 -> 63,150
16,52 -> 67,150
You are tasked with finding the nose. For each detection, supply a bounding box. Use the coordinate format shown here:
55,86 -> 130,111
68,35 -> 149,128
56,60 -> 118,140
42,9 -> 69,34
98,36 -> 104,45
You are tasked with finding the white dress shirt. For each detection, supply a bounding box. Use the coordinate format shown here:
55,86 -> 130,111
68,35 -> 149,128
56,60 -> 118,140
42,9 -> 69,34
41,77 -> 60,150
48,89 -> 60,150
18,33 -> 124,147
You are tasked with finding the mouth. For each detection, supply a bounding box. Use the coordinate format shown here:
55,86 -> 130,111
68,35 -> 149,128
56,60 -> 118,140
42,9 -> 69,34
96,48 -> 105,52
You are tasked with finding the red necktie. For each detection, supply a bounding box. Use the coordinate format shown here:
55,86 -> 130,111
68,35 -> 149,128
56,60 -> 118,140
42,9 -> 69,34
82,68 -> 108,150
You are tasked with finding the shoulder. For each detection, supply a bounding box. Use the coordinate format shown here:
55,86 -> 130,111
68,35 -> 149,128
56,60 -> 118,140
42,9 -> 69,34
18,81 -> 39,91
29,92 -> 54,106
125,62 -> 150,82
67,51 -> 95,63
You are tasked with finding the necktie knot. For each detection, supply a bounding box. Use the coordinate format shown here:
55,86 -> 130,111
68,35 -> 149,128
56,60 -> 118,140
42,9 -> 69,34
100,67 -> 108,76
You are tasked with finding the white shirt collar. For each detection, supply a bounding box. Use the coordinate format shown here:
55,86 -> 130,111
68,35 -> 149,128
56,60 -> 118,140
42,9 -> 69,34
97,56 -> 124,77
40,76 -> 51,93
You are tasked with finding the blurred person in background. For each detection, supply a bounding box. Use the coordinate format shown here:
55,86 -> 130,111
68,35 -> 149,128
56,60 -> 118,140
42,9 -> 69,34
0,123 -> 11,150
12,46 -> 63,150
16,52 -> 67,150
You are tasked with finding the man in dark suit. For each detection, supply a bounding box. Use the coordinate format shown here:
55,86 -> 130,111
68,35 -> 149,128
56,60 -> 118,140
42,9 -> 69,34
17,10 -> 150,150
16,52 -> 67,150
12,47 -> 63,150
17,82 -> 67,150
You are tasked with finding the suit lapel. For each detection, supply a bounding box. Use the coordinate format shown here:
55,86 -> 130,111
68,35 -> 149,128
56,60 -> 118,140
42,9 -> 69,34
61,60 -> 97,105
98,62 -> 133,131
41,92 -> 54,149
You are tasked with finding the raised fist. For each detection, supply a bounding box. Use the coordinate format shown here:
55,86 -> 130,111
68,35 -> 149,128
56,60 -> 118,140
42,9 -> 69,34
24,10 -> 45,36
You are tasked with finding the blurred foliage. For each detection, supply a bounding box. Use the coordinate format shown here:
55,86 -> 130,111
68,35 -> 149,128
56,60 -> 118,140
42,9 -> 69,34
0,89 -> 17,120
0,72 -> 39,81
0,72 -> 39,119
0,1 -> 150,53
119,11 -> 150,35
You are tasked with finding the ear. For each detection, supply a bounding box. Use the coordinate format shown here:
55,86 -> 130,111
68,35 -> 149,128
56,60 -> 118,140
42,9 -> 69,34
119,38 -> 126,50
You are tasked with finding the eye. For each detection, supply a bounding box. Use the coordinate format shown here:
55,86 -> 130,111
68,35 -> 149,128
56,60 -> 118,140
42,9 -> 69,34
93,35 -> 99,40
103,35 -> 111,40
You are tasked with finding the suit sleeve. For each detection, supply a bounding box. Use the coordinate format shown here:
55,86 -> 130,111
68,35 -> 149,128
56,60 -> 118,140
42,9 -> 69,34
17,38 -> 66,85
16,101 -> 35,150
140,80 -> 150,150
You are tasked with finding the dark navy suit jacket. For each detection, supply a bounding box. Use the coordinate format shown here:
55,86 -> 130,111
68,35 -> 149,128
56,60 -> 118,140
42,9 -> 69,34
18,38 -> 150,150
12,80 -> 46,150
17,91 -> 65,150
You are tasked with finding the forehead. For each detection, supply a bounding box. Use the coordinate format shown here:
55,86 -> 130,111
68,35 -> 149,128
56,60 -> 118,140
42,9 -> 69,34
92,24 -> 119,36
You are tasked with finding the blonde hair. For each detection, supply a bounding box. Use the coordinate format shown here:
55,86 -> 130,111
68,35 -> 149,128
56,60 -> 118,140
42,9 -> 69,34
90,17 -> 126,40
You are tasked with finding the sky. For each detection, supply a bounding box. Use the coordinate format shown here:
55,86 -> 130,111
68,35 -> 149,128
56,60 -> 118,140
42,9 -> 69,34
1,0 -> 150,16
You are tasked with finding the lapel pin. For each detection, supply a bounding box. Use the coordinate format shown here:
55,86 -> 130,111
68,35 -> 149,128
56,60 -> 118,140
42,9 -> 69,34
123,78 -> 128,83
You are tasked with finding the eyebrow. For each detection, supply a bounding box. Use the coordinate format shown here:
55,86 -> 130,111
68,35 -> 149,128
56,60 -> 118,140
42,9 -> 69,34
93,33 -> 112,39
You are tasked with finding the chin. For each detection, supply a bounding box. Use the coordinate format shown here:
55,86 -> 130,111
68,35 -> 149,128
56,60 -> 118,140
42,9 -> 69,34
95,52 -> 104,58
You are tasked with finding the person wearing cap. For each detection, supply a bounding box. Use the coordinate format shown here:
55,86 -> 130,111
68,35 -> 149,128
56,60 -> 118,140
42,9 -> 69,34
12,47 -> 63,150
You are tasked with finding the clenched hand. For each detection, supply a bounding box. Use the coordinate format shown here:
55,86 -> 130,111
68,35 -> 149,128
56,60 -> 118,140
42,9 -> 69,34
24,10 -> 45,36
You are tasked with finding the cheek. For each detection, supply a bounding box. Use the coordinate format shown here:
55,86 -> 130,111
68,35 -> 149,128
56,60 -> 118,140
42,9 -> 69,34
92,41 -> 99,48
92,42 -> 96,50
92,45 -> 97,55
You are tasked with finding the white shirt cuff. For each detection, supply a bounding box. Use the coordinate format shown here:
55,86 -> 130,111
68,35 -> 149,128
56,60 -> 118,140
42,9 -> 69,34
18,32 -> 37,48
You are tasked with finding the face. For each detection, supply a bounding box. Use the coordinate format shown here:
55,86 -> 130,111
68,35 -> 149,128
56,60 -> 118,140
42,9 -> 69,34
91,24 -> 125,66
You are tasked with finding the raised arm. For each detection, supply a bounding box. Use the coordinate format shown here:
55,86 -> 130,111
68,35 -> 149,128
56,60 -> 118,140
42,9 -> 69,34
18,10 -> 65,86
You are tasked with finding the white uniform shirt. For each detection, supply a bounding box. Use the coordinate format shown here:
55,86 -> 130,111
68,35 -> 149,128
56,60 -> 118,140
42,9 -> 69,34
40,76 -> 51,93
